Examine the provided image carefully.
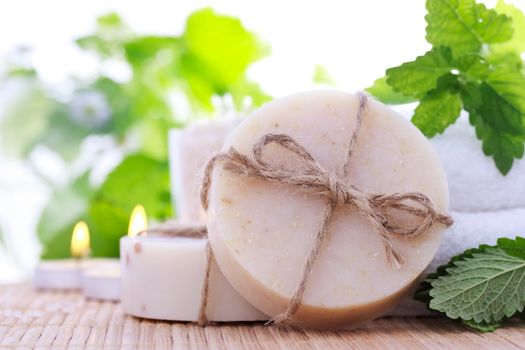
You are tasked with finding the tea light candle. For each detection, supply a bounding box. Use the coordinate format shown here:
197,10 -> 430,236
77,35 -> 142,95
169,119 -> 240,222
33,259 -> 82,290
206,90 -> 451,328
82,260 -> 121,301
120,206 -> 267,322
79,207 -> 146,300
33,221 -> 90,290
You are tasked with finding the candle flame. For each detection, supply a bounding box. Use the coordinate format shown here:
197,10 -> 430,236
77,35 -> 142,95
70,221 -> 90,258
128,205 -> 148,237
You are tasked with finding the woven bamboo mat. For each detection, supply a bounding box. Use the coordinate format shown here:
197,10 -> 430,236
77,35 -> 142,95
1,284 -> 524,349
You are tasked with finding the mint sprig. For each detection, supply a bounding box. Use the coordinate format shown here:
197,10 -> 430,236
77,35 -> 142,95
367,0 -> 525,175
426,0 -> 513,55
417,237 -> 525,332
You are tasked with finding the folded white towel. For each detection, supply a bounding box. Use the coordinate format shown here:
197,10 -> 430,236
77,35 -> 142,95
388,208 -> 525,316
429,115 -> 525,212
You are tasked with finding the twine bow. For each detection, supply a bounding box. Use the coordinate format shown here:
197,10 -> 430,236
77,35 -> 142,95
200,92 -> 453,323
140,221 -> 211,326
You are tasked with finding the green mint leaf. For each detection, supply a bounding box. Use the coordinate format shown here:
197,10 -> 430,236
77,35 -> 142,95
496,236 -> 525,260
415,245 -> 490,304
429,247 -> 525,323
491,0 -> 525,55
461,69 -> 525,175
485,131 -> 524,175
365,77 -> 417,104
474,3 -> 514,43
454,54 -> 490,79
462,318 -> 502,332
478,82 -> 525,136
426,0 -> 513,55
386,47 -> 453,98
417,237 -> 525,331
486,51 -> 524,72
469,111 -> 524,175
412,89 -> 462,137
485,67 -> 525,116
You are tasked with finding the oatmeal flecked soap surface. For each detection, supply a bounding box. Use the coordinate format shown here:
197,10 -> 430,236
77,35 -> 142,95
204,90 -> 451,328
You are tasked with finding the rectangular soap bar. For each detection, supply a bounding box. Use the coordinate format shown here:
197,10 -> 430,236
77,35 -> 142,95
120,235 -> 267,322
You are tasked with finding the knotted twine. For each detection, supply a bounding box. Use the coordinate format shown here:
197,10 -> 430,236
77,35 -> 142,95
140,221 -> 211,326
200,92 -> 454,324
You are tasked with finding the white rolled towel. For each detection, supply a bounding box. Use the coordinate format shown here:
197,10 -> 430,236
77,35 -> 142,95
429,115 -> 525,212
388,208 -> 525,316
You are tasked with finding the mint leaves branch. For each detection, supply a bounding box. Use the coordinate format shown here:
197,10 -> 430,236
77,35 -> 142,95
416,237 -> 525,332
367,0 -> 525,175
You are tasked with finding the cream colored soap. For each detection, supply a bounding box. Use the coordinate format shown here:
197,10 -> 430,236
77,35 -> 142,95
207,90 -> 449,328
120,235 -> 267,322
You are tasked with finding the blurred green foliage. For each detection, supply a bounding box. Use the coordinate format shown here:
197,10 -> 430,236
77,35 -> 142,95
0,8 -> 271,258
312,64 -> 336,86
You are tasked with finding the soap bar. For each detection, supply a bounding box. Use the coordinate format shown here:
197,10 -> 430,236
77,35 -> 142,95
206,90 -> 449,328
169,119 -> 240,222
120,235 -> 267,322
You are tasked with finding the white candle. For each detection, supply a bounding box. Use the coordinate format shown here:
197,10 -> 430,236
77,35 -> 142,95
120,235 -> 267,322
33,259 -> 82,290
206,90 -> 450,328
169,119 -> 240,222
82,260 -> 121,301
33,221 -> 90,290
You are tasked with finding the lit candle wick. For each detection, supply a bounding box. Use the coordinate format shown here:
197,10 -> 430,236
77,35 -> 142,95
71,221 -> 90,259
128,205 -> 148,237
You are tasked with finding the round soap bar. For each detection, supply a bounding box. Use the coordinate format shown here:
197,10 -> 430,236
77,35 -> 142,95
207,90 -> 449,328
